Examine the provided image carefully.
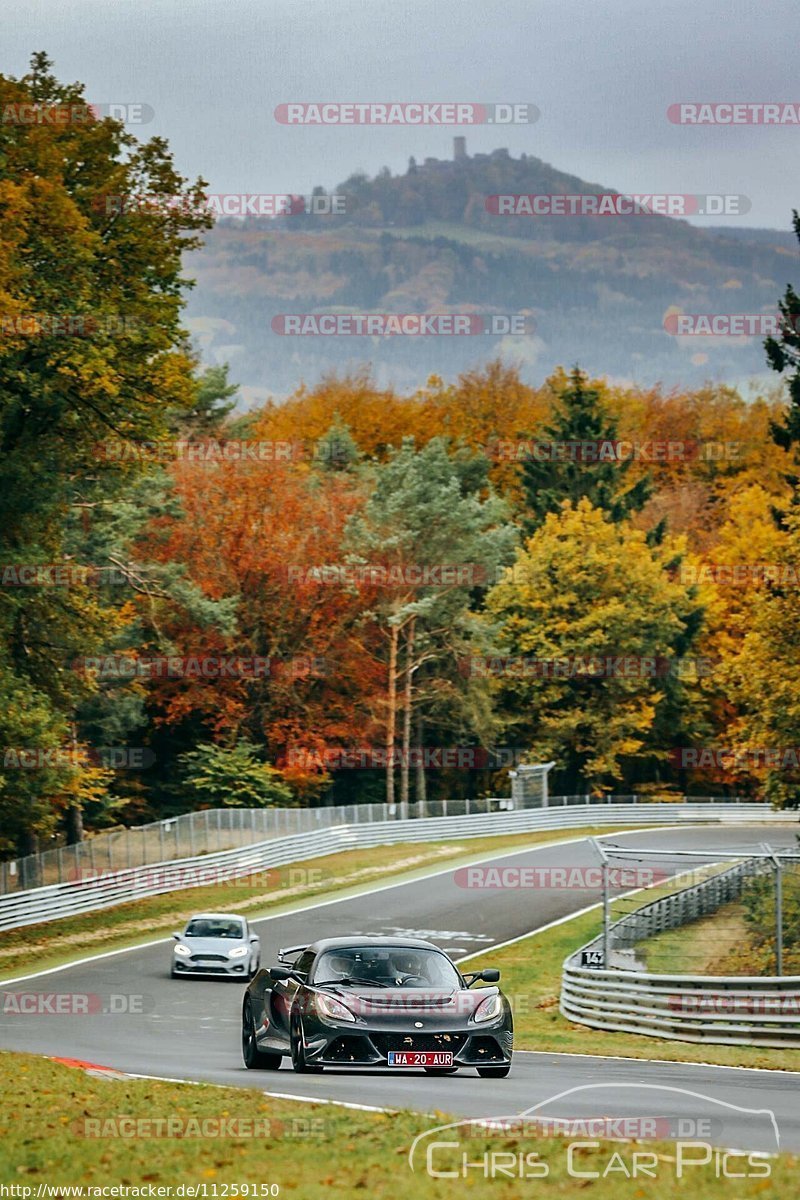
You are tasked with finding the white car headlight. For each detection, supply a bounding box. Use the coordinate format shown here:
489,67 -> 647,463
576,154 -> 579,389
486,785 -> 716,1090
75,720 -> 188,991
473,993 -> 502,1023
174,944 -> 191,957
315,993 -> 356,1023
228,945 -> 250,958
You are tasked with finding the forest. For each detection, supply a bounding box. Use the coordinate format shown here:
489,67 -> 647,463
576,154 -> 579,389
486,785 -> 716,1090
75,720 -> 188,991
3,55 -> 800,859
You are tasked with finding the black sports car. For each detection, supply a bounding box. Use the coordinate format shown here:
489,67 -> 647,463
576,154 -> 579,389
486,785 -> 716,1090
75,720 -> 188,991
241,935 -> 513,1076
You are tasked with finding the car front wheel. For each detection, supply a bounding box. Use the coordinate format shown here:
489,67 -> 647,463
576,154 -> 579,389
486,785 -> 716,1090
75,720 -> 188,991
242,998 -> 281,1070
290,1016 -> 323,1073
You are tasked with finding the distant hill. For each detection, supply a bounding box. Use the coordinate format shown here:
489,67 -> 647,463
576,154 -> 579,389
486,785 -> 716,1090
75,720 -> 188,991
183,144 -> 798,398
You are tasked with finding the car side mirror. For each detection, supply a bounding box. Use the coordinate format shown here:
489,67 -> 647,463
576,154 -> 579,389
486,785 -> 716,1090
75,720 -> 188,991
172,932 -> 181,940
463,967 -> 501,986
250,934 -> 259,943
268,965 -> 293,982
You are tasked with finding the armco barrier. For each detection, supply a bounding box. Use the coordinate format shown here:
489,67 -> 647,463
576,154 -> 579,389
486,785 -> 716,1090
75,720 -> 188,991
0,793 -> 754,893
561,853 -> 800,1048
560,963 -> 800,1049
0,802 -> 792,933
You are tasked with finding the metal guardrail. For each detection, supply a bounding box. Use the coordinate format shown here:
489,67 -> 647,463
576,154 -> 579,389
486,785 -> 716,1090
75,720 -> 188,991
0,793 -> 754,893
561,855 -> 800,1048
0,801 -> 791,933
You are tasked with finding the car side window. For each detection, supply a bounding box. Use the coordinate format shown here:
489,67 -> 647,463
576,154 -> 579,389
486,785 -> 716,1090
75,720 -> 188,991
293,950 -> 316,980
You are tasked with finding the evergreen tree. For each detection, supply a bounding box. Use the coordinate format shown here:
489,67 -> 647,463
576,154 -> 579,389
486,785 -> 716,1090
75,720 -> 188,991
521,367 -> 652,533
344,438 -> 517,804
765,211 -> 800,520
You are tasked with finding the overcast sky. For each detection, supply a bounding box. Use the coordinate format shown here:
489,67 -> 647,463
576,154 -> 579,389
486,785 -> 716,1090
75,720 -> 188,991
5,0 -> 798,229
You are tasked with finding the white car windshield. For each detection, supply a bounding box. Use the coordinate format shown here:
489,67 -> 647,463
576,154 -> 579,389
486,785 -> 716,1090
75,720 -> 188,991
184,918 -> 245,939
312,946 -> 461,988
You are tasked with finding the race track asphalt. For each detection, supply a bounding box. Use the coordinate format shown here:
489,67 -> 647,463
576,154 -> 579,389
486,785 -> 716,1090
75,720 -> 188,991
1,824 -> 799,1153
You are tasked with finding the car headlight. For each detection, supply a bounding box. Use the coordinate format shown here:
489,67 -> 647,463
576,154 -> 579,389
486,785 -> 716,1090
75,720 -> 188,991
228,945 -> 250,958
473,993 -> 503,1023
173,944 -> 191,957
315,993 -> 356,1023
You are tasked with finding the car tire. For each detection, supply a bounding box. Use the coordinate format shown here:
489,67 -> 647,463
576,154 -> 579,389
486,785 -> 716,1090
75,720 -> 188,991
290,1016 -> 323,1074
477,1064 -> 512,1078
242,998 -> 282,1070
423,1068 -> 458,1075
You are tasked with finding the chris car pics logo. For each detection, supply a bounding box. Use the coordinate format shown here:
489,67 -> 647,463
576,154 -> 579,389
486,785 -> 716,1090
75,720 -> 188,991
407,1084 -> 779,1180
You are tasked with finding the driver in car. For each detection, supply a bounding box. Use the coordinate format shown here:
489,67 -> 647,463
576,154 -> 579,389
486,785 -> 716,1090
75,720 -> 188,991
326,954 -> 356,981
389,952 -> 427,984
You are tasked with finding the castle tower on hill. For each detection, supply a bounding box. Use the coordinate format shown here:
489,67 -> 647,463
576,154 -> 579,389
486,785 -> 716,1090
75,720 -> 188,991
453,135 -> 467,160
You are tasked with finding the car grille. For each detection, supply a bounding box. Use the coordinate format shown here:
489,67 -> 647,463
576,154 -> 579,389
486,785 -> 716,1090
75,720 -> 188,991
371,1032 -> 468,1056
324,1036 -> 378,1063
190,954 -> 228,963
462,1035 -> 506,1063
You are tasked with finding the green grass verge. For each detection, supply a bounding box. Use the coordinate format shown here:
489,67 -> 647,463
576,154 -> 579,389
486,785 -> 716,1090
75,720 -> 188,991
0,825 -> 649,980
641,899 -> 800,977
639,900 -> 752,975
0,1052 -> 795,1197
464,902 -> 800,1071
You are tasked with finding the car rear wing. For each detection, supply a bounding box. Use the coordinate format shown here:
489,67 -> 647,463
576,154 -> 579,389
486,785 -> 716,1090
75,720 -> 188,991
278,945 -> 307,965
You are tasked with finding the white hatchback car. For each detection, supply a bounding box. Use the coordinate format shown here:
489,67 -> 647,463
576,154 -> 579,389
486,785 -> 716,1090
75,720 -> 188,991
171,912 -> 261,979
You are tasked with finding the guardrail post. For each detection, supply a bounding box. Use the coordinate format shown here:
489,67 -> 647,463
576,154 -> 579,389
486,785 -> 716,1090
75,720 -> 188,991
589,837 -> 610,967
762,843 -> 784,977
774,852 -> 784,977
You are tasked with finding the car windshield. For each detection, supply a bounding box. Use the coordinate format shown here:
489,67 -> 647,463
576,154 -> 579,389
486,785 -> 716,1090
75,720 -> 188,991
184,918 -> 244,940
312,946 -> 461,989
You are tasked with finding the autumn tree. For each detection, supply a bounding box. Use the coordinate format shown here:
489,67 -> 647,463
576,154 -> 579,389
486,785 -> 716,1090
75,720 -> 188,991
0,53 -> 211,853
486,499 -> 706,793
138,452 -> 382,801
720,507 -> 800,807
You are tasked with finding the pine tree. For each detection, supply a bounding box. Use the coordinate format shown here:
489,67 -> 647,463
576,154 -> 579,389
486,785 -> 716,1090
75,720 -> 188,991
765,211 -> 800,520
521,367 -> 652,533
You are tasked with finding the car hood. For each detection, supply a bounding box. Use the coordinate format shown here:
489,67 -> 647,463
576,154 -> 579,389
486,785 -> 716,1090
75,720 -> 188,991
179,937 -> 246,954
316,986 -> 500,1026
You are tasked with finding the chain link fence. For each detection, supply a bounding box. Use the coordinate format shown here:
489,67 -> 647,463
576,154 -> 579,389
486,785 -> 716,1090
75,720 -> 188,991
589,839 -> 800,976
562,841 -> 800,1046
0,792 -> 753,895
